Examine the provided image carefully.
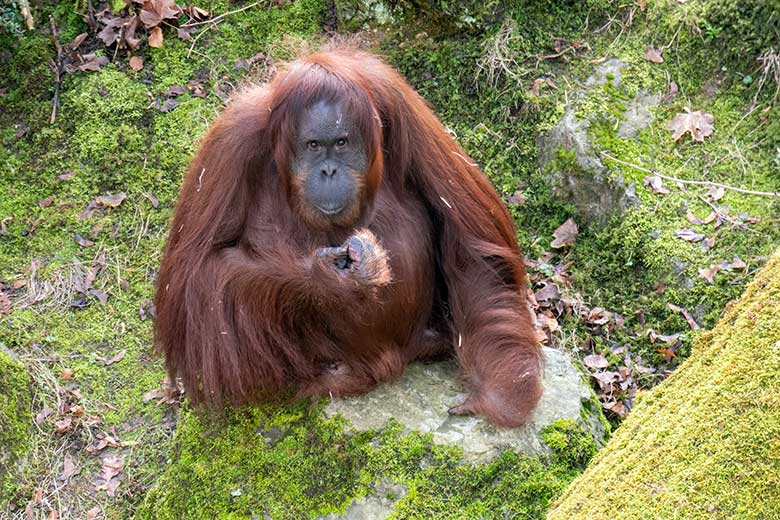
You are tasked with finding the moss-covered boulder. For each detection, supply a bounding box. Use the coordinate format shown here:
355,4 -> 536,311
135,347 -> 606,518
0,345 -> 32,505
548,248 -> 780,519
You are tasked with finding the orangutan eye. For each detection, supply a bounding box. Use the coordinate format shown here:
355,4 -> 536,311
336,138 -> 348,147
307,140 -> 319,150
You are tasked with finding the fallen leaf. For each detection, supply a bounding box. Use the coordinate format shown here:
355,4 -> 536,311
96,192 -> 127,208
35,407 -> 54,425
71,53 -> 110,73
0,293 -> 10,315
667,303 -> 700,330
75,234 -> 95,247
583,354 -> 610,369
700,235 -> 716,252
71,32 -> 88,49
54,416 -> 73,434
642,46 -> 664,64
139,0 -> 181,28
674,228 -> 705,242
59,454 -> 80,482
61,368 -> 74,380
728,256 -> 747,270
129,56 -> 144,72
662,81 -> 679,104
86,507 -> 100,520
706,185 -> 725,201
148,26 -> 164,48
529,78 -> 544,97
699,264 -> 723,284
95,454 -> 125,497
57,171 -> 76,181
655,348 -> 677,358
89,288 -> 109,305
96,350 -> 126,366
38,196 -> 55,207
667,107 -> 715,142
644,175 -> 670,195
504,190 -> 525,207
158,97 -> 178,112
183,5 -> 210,20
177,26 -> 194,40
551,218 -> 578,248
143,388 -> 164,403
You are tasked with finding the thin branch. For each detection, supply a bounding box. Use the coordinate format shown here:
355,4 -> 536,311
180,1 -> 262,29
600,152 -> 780,198
49,16 -> 64,125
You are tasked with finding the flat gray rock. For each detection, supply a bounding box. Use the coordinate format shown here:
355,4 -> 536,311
618,91 -> 660,139
317,479 -> 407,520
324,347 -> 604,463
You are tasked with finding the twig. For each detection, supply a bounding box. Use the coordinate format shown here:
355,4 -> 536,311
49,16 -> 64,125
600,152 -> 780,198
19,0 -> 34,29
180,1 -> 261,29
695,194 -> 739,227
187,19 -> 221,58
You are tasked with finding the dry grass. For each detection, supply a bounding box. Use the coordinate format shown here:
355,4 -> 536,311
475,20 -> 528,88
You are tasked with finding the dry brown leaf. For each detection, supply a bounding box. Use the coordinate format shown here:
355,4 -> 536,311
139,0 -> 181,28
96,192 -> 127,208
129,56 -> 144,72
95,454 -> 125,497
551,218 -> 578,248
698,264 -> 723,284
38,196 -> 54,207
148,26 -> 164,48
35,407 -> 54,425
143,192 -> 160,208
96,350 -> 126,366
706,185 -> 725,201
59,454 -> 80,482
667,107 -> 715,142
0,292 -> 11,315
143,388 -> 164,403
86,507 -> 100,520
642,46 -> 664,64
644,175 -> 670,195
701,235 -> 716,252
61,368 -> 74,380
71,32 -> 88,49
667,303 -> 700,330
583,354 -> 610,369
674,228 -> 705,242
54,416 -> 73,434
529,78 -> 544,97
75,234 -> 94,247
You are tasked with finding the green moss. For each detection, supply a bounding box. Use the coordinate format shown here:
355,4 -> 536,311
541,419 -> 598,470
0,346 -> 32,506
549,248 -> 780,519
137,405 -> 585,519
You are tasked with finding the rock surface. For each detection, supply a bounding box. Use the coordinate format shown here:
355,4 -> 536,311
538,58 -> 642,223
317,479 -> 407,520
324,347 -> 604,463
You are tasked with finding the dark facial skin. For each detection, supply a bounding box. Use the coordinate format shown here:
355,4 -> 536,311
291,100 -> 369,227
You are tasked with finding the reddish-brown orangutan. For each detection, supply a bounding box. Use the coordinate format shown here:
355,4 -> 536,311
154,49 -> 543,427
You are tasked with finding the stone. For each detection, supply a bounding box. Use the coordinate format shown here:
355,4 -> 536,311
618,90 -> 660,139
539,57 -> 641,223
324,347 -> 605,463
317,479 -> 407,520
585,58 -> 628,87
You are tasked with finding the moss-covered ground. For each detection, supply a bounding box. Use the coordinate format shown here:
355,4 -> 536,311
1,0 -> 778,517
548,247 -> 780,519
